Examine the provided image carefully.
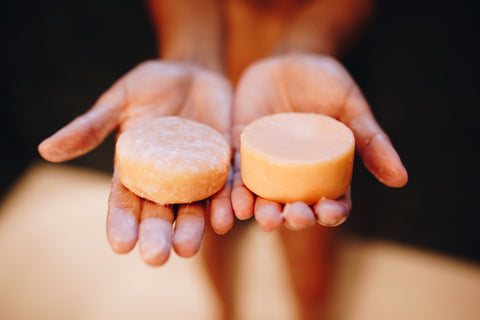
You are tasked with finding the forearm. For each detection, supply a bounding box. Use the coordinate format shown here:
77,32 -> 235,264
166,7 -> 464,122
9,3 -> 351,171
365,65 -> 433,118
146,0 -> 224,72
273,0 -> 374,57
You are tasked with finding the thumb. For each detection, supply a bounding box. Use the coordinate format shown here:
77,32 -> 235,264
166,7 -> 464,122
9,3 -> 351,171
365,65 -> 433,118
38,80 -> 126,162
341,86 -> 408,188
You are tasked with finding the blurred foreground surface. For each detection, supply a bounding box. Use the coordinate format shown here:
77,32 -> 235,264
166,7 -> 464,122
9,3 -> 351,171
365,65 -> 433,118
1,163 -> 479,320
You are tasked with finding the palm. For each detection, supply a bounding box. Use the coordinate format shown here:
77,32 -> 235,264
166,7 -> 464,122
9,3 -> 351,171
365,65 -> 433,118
232,54 -> 408,231
117,61 -> 231,135
234,55 -> 353,123
39,61 -> 234,266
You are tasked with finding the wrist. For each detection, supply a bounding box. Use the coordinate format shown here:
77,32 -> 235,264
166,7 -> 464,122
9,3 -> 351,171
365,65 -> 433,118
271,28 -> 339,57
160,41 -> 224,73
271,41 -> 338,59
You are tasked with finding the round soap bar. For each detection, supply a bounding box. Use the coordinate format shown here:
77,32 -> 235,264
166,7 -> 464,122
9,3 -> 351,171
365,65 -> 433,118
116,117 -> 230,205
240,113 -> 355,204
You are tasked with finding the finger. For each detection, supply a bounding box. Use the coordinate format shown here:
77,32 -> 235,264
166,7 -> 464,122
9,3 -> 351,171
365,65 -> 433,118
254,197 -> 284,232
232,68 -> 274,220
210,169 -> 234,235
283,202 -> 316,231
106,171 -> 141,253
172,202 -> 206,258
138,201 -> 174,267
186,71 -> 234,234
231,151 -> 255,220
342,86 -> 408,187
38,80 -> 125,162
314,187 -> 352,227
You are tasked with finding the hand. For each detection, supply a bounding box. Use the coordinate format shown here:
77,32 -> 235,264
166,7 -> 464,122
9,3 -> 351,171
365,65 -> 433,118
231,53 -> 408,231
38,60 -> 233,266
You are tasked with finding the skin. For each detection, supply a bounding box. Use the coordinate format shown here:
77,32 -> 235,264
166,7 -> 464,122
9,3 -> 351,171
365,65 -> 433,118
228,51 -> 407,320
232,53 -> 408,231
224,1 -> 407,319
39,60 -> 234,265
38,0 -> 408,319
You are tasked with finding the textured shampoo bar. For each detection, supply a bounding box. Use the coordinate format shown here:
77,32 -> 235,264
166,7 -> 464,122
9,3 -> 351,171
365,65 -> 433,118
116,117 -> 230,204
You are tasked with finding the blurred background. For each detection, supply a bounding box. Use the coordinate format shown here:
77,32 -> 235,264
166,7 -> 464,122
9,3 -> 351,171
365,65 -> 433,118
1,0 -> 479,319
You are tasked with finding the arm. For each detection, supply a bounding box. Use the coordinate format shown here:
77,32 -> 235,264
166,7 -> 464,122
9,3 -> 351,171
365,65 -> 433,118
273,0 -> 374,56
146,0 -> 225,72
39,0 -> 233,266
232,0 -> 407,230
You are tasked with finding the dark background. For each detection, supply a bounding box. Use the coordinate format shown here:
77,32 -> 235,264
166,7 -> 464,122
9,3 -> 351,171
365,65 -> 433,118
1,1 -> 479,261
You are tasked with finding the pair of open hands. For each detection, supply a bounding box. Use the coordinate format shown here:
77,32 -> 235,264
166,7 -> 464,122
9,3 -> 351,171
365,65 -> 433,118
38,53 -> 407,266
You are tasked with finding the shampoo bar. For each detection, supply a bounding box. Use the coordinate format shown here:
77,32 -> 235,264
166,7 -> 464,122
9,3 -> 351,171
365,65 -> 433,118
116,117 -> 230,205
240,113 -> 354,204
